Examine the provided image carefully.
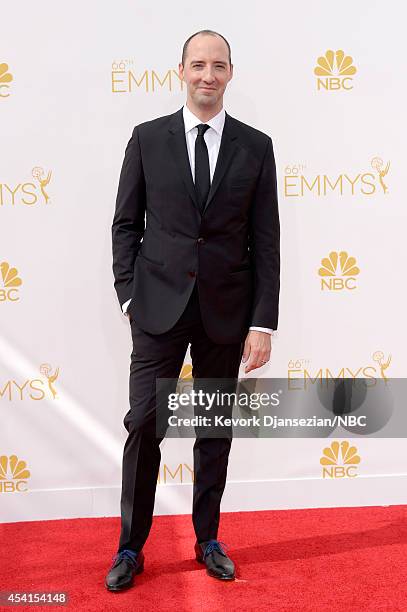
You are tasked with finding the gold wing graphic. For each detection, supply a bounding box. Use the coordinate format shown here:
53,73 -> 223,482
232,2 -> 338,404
383,355 -> 392,369
42,170 -> 52,186
382,161 -> 390,177
48,367 -> 59,383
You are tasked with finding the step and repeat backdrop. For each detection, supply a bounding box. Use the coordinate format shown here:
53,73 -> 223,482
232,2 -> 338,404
1,1 -> 406,522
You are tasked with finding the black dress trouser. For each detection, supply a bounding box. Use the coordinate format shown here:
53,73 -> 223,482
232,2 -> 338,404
118,282 -> 245,553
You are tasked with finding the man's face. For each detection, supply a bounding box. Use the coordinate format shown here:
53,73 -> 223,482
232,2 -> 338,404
179,34 -> 233,109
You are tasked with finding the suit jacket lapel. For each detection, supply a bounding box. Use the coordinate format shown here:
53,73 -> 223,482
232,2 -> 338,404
203,112 -> 238,214
167,107 -> 200,211
167,107 -> 239,215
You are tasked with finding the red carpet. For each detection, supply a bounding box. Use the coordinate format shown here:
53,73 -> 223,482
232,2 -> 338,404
2,505 -> 407,611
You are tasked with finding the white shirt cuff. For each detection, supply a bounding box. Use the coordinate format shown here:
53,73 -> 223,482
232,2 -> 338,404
122,298 -> 131,315
249,326 -> 276,336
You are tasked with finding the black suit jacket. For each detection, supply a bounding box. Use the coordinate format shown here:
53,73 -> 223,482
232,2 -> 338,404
112,106 -> 280,344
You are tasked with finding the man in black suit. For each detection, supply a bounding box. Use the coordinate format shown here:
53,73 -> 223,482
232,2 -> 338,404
106,29 -> 280,591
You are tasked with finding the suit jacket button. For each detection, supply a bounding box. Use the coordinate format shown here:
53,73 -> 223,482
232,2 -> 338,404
197,237 -> 205,244
188,270 -> 196,278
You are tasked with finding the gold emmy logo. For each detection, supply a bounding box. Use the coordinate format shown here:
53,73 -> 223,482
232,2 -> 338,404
40,363 -> 59,399
0,166 -> 53,206
372,351 -> 391,382
318,251 -> 359,291
111,60 -> 184,93
0,62 -> 13,98
0,363 -> 61,401
157,463 -> 194,484
0,454 -> 31,492
320,441 -> 360,478
284,157 -> 390,198
288,350 -> 392,385
371,157 -> 390,194
32,167 -> 52,204
314,49 -> 357,90
0,262 -> 22,302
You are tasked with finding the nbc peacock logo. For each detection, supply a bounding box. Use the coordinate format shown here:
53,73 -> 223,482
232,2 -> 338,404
0,261 -> 22,302
0,62 -> 13,98
318,251 -> 360,291
0,454 -> 31,493
320,441 -> 361,478
314,49 -> 357,91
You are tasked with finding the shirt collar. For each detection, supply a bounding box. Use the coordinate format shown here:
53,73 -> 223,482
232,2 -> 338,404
183,103 -> 225,136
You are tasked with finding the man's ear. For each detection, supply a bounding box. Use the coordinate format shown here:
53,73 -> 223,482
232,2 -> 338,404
178,62 -> 184,81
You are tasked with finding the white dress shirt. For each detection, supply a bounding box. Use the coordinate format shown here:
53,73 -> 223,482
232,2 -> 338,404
122,103 -> 274,336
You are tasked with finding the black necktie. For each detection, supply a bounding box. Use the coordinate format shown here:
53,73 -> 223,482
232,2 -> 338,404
194,124 -> 210,212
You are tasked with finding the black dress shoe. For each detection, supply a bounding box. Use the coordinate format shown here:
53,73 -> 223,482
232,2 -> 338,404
105,549 -> 144,591
195,539 -> 235,580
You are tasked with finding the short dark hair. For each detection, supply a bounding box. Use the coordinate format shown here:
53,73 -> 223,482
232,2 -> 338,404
181,30 -> 232,67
